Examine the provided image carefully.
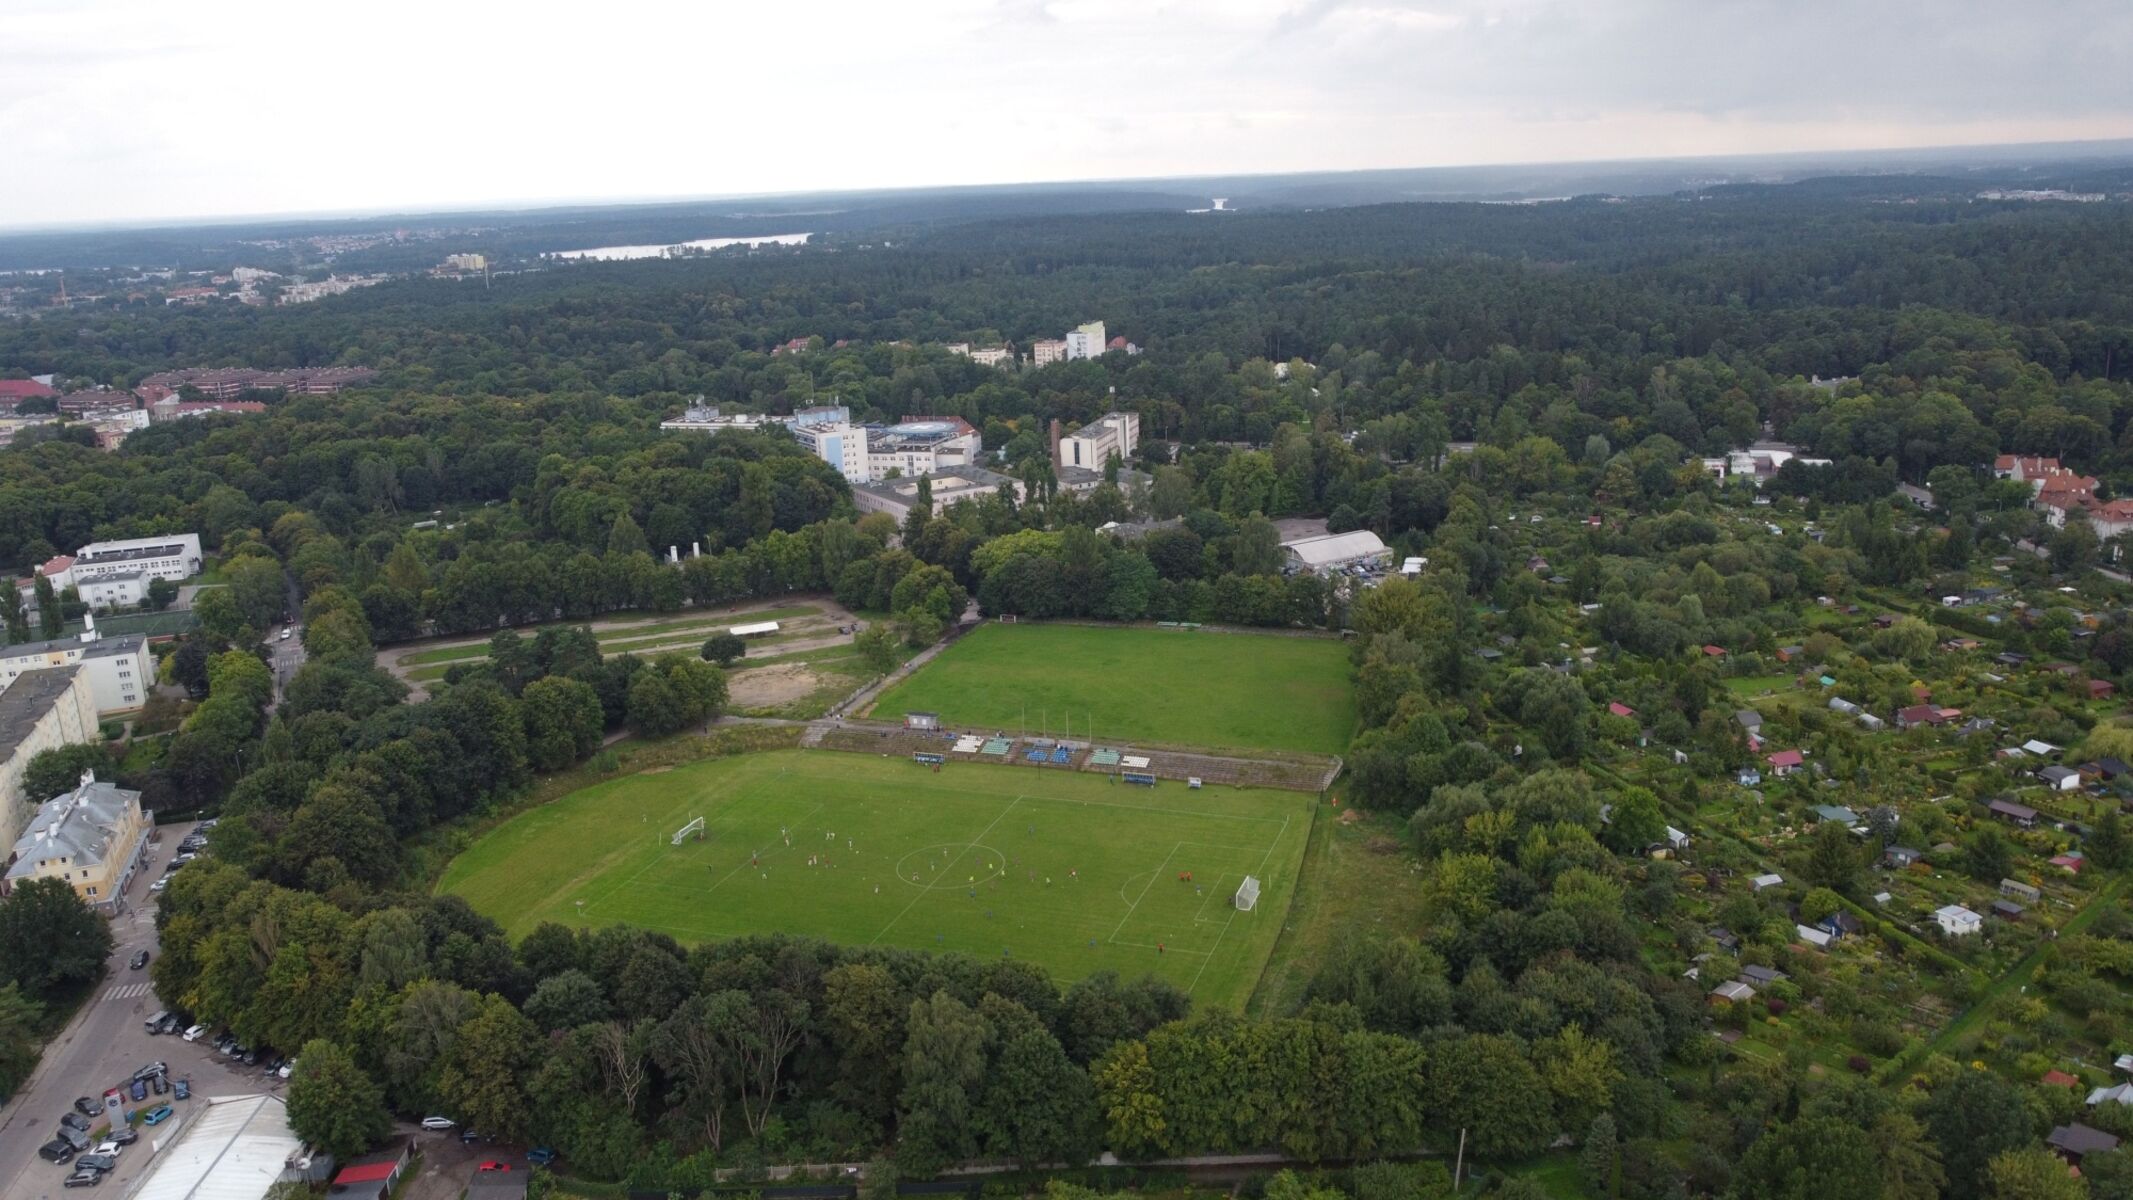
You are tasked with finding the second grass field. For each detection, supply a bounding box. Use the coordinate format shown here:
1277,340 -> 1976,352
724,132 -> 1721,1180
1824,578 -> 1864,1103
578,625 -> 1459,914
438,749 -> 1312,1008
869,623 -> 1356,755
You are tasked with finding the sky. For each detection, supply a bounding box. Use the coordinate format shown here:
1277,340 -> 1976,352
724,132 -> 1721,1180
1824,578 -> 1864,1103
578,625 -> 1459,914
4,0 -> 2131,228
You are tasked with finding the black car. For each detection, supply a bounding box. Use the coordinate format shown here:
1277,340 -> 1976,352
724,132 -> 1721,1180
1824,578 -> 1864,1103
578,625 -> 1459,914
107,1127 -> 139,1146
151,1072 -> 169,1094
38,1139 -> 75,1163
129,950 -> 149,970
59,1112 -> 92,1132
76,1154 -> 117,1173
72,1097 -> 100,1117
132,1060 -> 168,1082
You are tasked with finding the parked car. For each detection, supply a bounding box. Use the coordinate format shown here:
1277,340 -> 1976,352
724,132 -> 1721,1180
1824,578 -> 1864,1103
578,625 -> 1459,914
57,1126 -> 90,1151
142,1105 -> 174,1126
72,1097 -> 100,1117
106,1128 -> 138,1146
60,1112 -> 92,1132
279,627 -> 292,641
132,1061 -> 167,1081
526,1147 -> 557,1166
38,1139 -> 76,1163
479,1161 -> 511,1171
173,1078 -> 190,1101
181,1025 -> 205,1042
151,1072 -> 169,1095
149,879 -> 170,894
157,1014 -> 181,1035
63,1169 -> 102,1188
129,1079 -> 146,1103
419,1115 -> 456,1131
77,1154 -> 118,1173
277,1059 -> 293,1079
129,950 -> 149,970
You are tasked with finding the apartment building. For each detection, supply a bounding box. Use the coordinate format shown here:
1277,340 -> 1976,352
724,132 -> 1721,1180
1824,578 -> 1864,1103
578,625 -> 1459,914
1,771 -> 148,912
0,623 -> 150,713
1030,339 -> 1068,366
0,667 -> 98,851
1063,321 -> 1107,361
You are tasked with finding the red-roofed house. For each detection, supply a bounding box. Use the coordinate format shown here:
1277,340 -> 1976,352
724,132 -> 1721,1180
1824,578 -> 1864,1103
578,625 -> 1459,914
1767,749 -> 1805,776
2052,854 -> 2086,873
2044,1070 -> 2082,1088
1608,702 -> 1635,718
2092,680 -> 2117,701
1702,644 -> 1726,658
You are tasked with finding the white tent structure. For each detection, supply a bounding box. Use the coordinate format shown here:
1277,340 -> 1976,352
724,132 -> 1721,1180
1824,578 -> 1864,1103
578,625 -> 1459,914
129,1093 -> 313,1200
1281,531 -> 1390,573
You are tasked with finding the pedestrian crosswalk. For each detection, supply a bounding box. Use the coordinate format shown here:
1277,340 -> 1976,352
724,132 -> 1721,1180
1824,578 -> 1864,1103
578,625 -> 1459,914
105,981 -> 153,1002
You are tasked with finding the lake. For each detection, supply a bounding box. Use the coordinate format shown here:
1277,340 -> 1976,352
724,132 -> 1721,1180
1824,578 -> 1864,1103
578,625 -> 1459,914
549,232 -> 813,261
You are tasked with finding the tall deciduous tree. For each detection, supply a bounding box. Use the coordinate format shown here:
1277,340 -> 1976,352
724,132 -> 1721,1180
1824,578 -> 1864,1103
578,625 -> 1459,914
287,1038 -> 392,1161
0,877 -> 113,1001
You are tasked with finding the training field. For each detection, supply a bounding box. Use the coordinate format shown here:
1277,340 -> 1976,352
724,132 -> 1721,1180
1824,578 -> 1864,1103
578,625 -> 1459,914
869,624 -> 1355,755
438,749 -> 1311,1008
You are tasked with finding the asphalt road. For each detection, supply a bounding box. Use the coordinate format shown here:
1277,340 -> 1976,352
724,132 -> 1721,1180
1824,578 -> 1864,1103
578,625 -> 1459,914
0,822 -> 292,1199
268,623 -> 305,702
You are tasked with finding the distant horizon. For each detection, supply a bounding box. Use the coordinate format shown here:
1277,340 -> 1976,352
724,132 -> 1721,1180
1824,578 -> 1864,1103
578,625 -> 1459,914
4,132 -> 2131,238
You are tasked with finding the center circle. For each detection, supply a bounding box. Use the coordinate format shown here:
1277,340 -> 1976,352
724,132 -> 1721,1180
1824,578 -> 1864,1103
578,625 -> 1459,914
896,843 -> 1009,890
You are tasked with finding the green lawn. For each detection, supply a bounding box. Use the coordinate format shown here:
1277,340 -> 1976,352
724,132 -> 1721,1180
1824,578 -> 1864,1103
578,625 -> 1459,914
437,749 -> 1311,1009
868,624 -> 1356,755
1723,674 -> 1792,696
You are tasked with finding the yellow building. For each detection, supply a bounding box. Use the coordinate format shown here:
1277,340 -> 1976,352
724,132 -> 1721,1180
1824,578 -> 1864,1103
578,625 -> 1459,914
3,771 -> 148,912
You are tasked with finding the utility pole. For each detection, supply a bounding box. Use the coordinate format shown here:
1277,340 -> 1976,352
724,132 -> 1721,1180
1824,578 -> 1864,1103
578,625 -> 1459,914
1454,1128 -> 1466,1191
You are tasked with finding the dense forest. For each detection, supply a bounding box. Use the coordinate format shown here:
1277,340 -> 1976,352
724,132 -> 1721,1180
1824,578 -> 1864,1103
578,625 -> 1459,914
7,178 -> 2133,1198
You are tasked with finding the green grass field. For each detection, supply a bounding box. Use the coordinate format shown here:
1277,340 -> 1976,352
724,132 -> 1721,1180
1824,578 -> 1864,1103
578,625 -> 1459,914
869,624 -> 1355,755
438,749 -> 1312,1008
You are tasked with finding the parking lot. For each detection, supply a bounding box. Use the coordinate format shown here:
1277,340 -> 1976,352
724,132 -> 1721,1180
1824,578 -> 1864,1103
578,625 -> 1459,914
0,820 -> 299,1198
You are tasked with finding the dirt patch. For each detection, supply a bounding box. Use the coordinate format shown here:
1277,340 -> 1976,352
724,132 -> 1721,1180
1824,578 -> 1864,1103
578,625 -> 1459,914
1365,835 -> 1403,855
639,766 -> 674,775
730,662 -> 829,710
1337,806 -> 1366,825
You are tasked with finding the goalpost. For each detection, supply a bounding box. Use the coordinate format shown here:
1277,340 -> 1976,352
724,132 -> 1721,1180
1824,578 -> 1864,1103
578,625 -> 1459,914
1234,875 -> 1261,912
671,816 -> 706,845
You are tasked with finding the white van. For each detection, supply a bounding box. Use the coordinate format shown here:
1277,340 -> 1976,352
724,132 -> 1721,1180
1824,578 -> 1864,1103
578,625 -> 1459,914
145,1010 -> 169,1034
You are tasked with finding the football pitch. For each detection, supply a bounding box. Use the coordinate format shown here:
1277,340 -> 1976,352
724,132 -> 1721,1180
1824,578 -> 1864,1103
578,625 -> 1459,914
438,749 -> 1312,1008
869,624 -> 1356,755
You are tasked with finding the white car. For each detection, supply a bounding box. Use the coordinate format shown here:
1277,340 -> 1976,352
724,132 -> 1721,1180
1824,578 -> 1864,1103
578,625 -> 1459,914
278,1060 -> 294,1079
182,1025 -> 206,1042
419,1116 -> 455,1131
93,1141 -> 122,1157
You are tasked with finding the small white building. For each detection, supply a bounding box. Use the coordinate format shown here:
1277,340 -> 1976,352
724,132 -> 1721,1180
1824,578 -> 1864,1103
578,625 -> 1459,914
75,569 -> 150,611
1750,873 -> 1784,892
1935,904 -> 1983,937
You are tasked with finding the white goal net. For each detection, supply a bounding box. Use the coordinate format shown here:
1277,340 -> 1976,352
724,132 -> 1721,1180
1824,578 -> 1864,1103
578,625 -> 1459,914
1235,875 -> 1261,912
671,816 -> 706,845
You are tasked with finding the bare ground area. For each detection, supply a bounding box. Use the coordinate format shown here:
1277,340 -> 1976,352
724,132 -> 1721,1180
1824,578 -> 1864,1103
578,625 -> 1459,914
729,661 -> 835,711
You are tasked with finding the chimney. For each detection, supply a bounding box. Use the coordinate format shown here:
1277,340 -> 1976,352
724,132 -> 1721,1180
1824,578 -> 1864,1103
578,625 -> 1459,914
1049,419 -> 1062,469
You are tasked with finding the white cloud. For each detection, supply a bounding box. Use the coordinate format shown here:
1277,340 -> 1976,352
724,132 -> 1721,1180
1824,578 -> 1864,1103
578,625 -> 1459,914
1,0 -> 2128,227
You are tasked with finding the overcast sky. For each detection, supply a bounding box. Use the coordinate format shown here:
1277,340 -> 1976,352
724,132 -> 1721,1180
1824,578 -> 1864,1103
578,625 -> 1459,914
4,0 -> 2130,228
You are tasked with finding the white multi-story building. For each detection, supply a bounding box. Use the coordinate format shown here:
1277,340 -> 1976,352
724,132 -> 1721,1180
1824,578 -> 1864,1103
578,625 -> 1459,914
658,404 -> 781,434
71,533 -> 201,584
1030,339 -> 1068,367
1059,411 -> 1139,471
864,417 -> 981,481
790,407 -> 870,483
0,619 -> 149,713
970,346 -> 1013,368
1064,321 -> 1107,361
